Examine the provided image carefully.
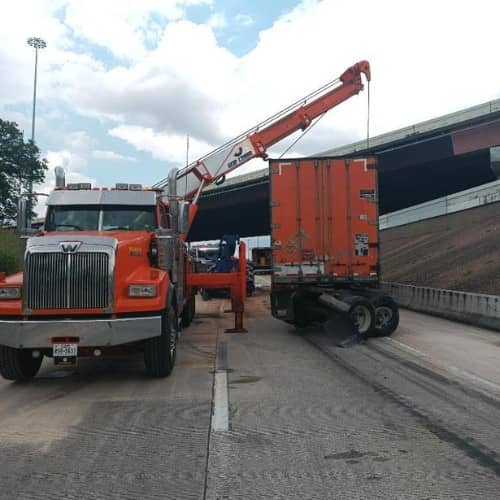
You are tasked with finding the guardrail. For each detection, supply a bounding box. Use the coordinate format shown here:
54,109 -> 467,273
380,179 -> 500,230
382,282 -> 500,332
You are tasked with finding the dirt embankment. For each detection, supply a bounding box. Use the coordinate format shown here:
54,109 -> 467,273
380,202 -> 500,296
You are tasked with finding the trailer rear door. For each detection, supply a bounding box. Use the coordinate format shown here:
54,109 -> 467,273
270,157 -> 378,283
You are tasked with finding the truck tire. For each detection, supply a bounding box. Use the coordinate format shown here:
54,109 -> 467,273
190,293 -> 196,321
144,307 -> 178,377
181,294 -> 195,328
246,260 -> 255,297
369,295 -> 399,337
343,296 -> 376,336
0,347 -> 43,381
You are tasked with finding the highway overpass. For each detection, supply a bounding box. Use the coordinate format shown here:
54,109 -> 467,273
189,98 -> 500,241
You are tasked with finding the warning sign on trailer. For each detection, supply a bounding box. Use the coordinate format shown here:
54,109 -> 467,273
354,233 -> 369,257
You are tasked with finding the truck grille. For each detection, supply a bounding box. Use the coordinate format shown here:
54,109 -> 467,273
25,252 -> 110,310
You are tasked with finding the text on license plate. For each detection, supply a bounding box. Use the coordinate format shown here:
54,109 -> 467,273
53,343 -> 78,357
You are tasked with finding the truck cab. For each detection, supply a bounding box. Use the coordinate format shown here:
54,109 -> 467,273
0,176 -> 194,381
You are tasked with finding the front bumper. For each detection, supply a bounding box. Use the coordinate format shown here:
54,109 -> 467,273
0,316 -> 161,349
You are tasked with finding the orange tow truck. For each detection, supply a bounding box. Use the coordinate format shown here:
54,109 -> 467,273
0,61 -> 374,380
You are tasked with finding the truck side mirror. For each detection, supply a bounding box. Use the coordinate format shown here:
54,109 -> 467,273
179,201 -> 190,234
16,198 -> 30,234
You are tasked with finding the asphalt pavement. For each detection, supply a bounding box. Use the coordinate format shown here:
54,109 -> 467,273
0,293 -> 499,499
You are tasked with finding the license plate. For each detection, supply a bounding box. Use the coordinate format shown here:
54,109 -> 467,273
53,343 -> 78,359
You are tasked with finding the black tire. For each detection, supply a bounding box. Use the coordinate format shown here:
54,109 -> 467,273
0,347 -> 43,381
369,295 -> 399,337
190,293 -> 196,321
246,260 -> 255,296
181,294 -> 196,328
144,307 -> 178,377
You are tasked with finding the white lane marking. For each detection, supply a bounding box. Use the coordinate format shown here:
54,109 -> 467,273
212,371 -> 229,432
383,338 -> 500,394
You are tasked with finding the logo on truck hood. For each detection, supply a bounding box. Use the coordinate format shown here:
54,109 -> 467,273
60,241 -> 81,253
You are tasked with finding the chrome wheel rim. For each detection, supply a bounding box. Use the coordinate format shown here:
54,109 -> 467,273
375,306 -> 393,329
350,304 -> 372,334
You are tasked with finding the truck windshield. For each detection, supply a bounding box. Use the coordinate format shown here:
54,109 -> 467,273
46,205 -> 157,231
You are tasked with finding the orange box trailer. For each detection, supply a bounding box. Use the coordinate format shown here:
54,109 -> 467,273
269,156 -> 399,338
270,156 -> 379,283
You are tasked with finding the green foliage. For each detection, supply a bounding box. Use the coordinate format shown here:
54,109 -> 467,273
0,228 -> 19,274
0,118 -> 47,225
0,250 -> 18,274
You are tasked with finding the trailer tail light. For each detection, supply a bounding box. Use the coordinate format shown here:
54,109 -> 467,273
128,285 -> 157,297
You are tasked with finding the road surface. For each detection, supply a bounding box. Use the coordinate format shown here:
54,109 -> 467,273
0,292 -> 499,499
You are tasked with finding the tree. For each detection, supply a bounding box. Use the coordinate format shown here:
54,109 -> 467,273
0,118 -> 47,226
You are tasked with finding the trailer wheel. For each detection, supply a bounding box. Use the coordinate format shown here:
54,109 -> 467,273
370,296 -> 399,337
0,347 -> 43,381
144,306 -> 178,377
343,297 -> 375,335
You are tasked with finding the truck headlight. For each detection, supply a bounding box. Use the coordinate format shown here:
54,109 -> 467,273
0,287 -> 21,300
128,285 -> 157,298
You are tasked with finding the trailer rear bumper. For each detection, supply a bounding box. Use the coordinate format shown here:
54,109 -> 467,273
0,316 -> 161,349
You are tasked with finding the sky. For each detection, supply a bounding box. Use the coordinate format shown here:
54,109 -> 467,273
1,0 -> 500,215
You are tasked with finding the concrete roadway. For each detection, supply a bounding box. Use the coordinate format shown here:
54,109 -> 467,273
0,293 -> 499,499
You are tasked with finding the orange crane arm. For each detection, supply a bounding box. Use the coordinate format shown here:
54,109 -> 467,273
154,60 -> 370,205
250,61 -> 371,156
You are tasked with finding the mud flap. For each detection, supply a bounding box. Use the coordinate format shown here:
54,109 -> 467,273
323,313 -> 365,348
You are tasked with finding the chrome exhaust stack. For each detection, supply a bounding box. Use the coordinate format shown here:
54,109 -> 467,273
54,166 -> 66,189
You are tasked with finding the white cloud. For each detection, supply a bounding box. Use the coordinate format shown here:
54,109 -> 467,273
109,125 -> 213,165
207,12 -> 226,29
35,149 -> 96,216
45,150 -> 88,173
62,0 -> 213,61
2,0 -> 500,192
33,129 -> 98,215
92,150 -> 137,162
234,14 -> 254,26
47,20 -> 236,144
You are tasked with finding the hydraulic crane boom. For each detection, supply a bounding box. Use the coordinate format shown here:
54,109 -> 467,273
154,60 -> 370,204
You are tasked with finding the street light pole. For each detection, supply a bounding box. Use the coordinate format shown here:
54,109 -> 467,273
26,37 -> 46,223
27,37 -> 46,143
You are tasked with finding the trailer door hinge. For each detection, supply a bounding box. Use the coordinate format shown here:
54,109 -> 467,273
271,223 -> 281,229
270,201 -> 280,207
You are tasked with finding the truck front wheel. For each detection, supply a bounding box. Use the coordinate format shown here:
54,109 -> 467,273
0,347 -> 43,381
144,307 -> 178,377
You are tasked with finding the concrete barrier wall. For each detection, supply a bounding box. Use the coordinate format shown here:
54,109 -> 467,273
382,282 -> 500,332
